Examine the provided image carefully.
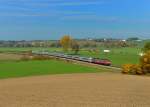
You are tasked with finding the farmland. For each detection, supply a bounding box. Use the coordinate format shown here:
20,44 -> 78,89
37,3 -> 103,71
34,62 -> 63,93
78,47 -> 141,67
0,59 -> 111,79
0,53 -> 22,61
0,73 -> 150,107
0,46 -> 141,67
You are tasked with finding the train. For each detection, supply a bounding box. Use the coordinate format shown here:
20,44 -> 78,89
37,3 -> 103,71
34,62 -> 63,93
32,51 -> 112,66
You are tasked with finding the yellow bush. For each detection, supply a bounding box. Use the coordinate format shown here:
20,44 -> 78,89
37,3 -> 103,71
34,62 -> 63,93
142,64 -> 150,73
122,64 -> 134,74
122,64 -> 143,75
140,51 -> 150,73
131,64 -> 143,75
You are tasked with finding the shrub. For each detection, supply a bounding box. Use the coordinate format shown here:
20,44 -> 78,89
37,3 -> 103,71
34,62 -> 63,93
20,55 -> 31,61
20,55 -> 53,61
143,42 -> 150,53
122,64 -> 143,75
31,55 -> 52,60
140,51 -> 150,73
130,64 -> 143,75
122,64 -> 133,74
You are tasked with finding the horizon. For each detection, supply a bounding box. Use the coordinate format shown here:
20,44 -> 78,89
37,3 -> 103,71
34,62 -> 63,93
0,36 -> 147,41
0,0 -> 150,40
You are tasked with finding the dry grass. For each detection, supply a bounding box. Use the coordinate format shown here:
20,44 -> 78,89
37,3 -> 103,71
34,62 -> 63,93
0,53 -> 22,60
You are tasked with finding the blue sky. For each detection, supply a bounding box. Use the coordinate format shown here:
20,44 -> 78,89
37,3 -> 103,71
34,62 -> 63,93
0,0 -> 150,40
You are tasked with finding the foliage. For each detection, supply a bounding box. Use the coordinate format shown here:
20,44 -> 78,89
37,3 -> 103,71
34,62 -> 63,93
127,37 -> 139,41
21,55 -> 52,61
122,51 -> 150,75
122,42 -> 150,75
50,42 -> 61,48
122,64 -> 133,74
60,35 -> 72,52
71,39 -> 80,54
31,55 -> 52,60
140,51 -> 150,73
143,42 -> 150,52
122,64 -> 143,75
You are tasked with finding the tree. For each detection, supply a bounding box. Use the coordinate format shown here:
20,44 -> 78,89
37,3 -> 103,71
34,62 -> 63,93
127,37 -> 139,41
140,51 -> 150,73
143,42 -> 150,52
71,40 -> 80,54
60,35 -> 72,51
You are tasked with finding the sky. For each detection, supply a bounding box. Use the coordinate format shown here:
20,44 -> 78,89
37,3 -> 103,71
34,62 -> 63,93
0,0 -> 150,40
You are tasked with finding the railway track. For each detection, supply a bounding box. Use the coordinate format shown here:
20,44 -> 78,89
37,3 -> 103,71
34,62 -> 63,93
32,51 -> 122,71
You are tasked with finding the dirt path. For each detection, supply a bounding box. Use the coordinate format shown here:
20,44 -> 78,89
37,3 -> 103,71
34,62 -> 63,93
0,73 -> 150,107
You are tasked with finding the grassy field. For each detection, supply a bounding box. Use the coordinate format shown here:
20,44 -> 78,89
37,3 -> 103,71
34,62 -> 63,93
0,47 -> 59,52
0,47 -> 142,67
0,60 -> 110,79
78,47 -> 141,67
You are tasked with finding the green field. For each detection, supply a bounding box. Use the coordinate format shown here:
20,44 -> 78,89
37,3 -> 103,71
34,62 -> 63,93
78,47 -> 141,67
0,60 -> 110,79
0,47 -> 59,52
0,47 -> 142,67
61,47 -> 141,67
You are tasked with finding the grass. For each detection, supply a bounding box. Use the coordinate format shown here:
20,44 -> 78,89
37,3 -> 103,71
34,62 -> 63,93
0,46 -> 142,67
0,47 -> 60,53
78,47 -> 141,67
0,60 -> 110,79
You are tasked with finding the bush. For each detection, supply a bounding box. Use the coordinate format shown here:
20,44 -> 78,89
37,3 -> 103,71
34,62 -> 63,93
143,42 -> 150,52
140,51 -> 150,73
122,64 -> 133,74
122,64 -> 143,75
31,55 -> 52,60
20,55 -> 53,61
20,55 -> 31,61
122,43 -> 150,75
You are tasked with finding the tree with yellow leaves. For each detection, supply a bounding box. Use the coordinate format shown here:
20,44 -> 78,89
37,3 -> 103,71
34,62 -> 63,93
140,51 -> 150,73
60,35 -> 72,52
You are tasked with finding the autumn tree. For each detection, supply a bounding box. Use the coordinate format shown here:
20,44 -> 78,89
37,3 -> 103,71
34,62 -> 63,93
60,35 -> 72,51
140,51 -> 150,73
71,39 -> 80,54
140,42 -> 150,73
143,42 -> 150,52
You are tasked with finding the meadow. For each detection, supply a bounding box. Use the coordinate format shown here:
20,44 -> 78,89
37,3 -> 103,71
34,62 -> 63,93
78,47 -> 141,67
0,47 -> 141,67
0,60 -> 111,79
0,43 -> 144,79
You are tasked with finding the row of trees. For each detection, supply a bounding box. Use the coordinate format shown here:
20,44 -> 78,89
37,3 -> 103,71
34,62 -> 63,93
60,35 -> 80,54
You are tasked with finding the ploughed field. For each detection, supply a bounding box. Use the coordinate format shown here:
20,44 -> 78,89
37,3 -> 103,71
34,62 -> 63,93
0,73 -> 150,107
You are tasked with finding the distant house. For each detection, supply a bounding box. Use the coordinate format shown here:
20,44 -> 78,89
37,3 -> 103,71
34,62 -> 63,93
136,40 -> 142,42
122,39 -> 126,42
104,50 -> 110,53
